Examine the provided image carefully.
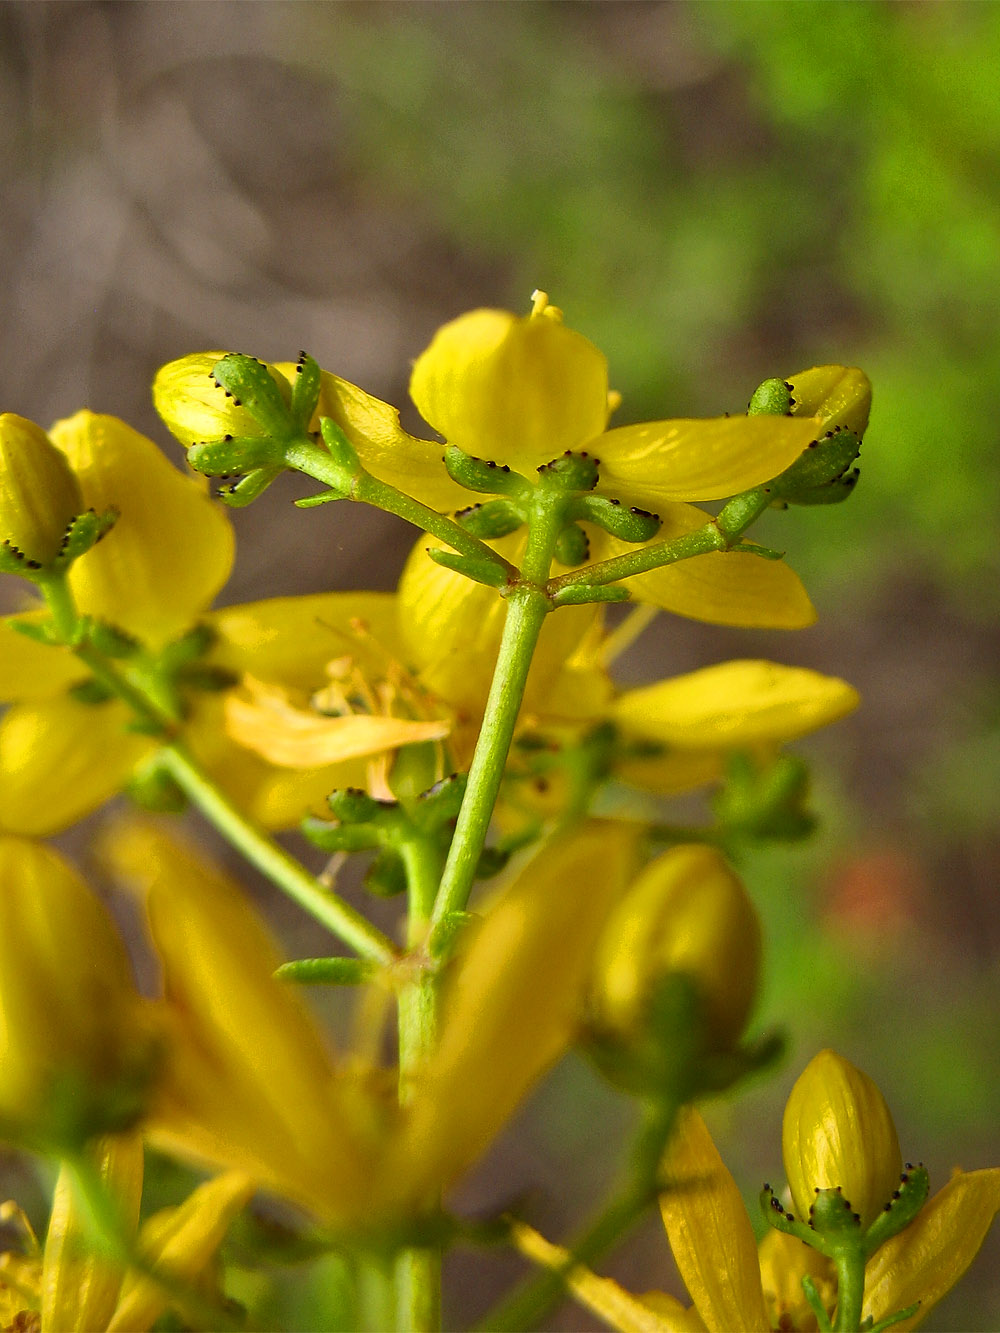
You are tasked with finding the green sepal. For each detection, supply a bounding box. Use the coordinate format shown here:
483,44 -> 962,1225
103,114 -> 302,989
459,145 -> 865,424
443,444 -> 530,498
211,355 -> 295,438
0,541 -> 38,575
536,450 -> 600,492
85,619 -> 141,658
810,1187 -> 864,1240
427,547 -> 509,588
176,663 -> 237,693
187,436 -> 284,477
714,487 -> 770,541
760,1185 -> 818,1244
388,743 -> 446,810
68,677 -> 115,705
714,752 -> 815,843
736,541 -> 785,561
300,814 -> 382,853
455,499 -> 524,540
365,848 -> 407,898
274,956 -> 373,985
56,508 -> 118,564
748,377 -> 793,417
159,623 -> 217,668
771,429 -> 861,506
550,582 -> 630,607
554,521 -> 590,567
863,1164 -> 930,1257
429,909 -> 478,959
412,772 -> 467,831
290,352 -> 322,427
218,465 -> 285,507
326,787 -> 385,824
319,417 -> 362,474
573,495 -> 661,542
126,758 -> 188,813
475,845 -> 510,879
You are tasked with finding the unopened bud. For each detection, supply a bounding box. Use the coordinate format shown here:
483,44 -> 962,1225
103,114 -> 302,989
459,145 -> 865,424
0,414 -> 83,566
782,1049 -> 902,1231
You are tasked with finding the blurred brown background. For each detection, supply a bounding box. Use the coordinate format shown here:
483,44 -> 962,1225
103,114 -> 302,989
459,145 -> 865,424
2,3 -> 998,1328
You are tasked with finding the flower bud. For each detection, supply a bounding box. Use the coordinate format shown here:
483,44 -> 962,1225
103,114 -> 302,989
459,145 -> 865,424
0,413 -> 83,565
783,1049 -> 902,1230
152,351 -> 293,451
0,837 -> 156,1149
590,844 -> 761,1052
785,366 -> 872,439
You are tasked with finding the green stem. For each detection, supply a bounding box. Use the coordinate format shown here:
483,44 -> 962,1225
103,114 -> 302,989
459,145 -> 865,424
285,440 -> 517,572
157,743 -> 397,966
429,586 -> 549,940
35,571 -> 78,643
394,836 -> 446,1330
833,1247 -> 866,1333
479,1100 -> 678,1332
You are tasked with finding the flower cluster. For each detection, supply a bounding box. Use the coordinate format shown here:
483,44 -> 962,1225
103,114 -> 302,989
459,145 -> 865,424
0,294 -> 993,1332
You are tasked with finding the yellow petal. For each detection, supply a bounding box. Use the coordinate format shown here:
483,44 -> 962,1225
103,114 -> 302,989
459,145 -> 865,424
0,697 -> 151,835
659,1107 -> 770,1333
395,822 -> 637,1206
312,369 -> 468,512
0,612 -> 86,701
612,661 -> 859,750
41,1135 -> 144,1333
103,822 -> 375,1222
108,1170 -> 254,1333
786,366 -> 872,438
398,534 -> 599,718
510,1221 -> 699,1332
224,674 -> 450,768
615,750 -> 725,797
757,1228 -> 835,1330
209,590 -> 405,692
153,351 -> 288,449
589,506 -> 817,629
0,414 -> 84,564
862,1168 -> 1000,1331
50,412 -> 234,645
409,306 -> 609,471
782,1049 -> 901,1231
597,414 -> 823,504
0,840 -> 146,1141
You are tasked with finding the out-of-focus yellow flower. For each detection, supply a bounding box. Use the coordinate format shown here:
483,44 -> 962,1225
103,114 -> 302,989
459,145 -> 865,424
0,411 -> 234,834
7,1133 -> 253,1333
589,844 -> 761,1053
0,837 -> 156,1150
0,414 -> 84,566
103,818 -> 637,1226
783,1049 -> 902,1231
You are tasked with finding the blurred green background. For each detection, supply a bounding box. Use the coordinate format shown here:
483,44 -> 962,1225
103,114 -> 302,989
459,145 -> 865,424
1,2 -> 998,1328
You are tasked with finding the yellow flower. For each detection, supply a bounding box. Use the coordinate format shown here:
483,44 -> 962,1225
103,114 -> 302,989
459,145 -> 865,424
783,1049 -> 902,1231
0,411 -> 233,834
589,844 -> 761,1054
0,1134 -> 252,1333
409,294 -> 830,627
0,837 -> 156,1150
102,818 -> 637,1225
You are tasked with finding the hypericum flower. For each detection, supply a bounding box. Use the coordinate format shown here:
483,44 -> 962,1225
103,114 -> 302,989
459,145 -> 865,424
783,1049 -> 902,1232
0,410 -> 233,834
0,837 -> 157,1150
588,844 -> 761,1054
0,1133 -> 252,1333
102,818 -> 637,1224
408,293 -> 836,626
518,1096 -> 1000,1332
